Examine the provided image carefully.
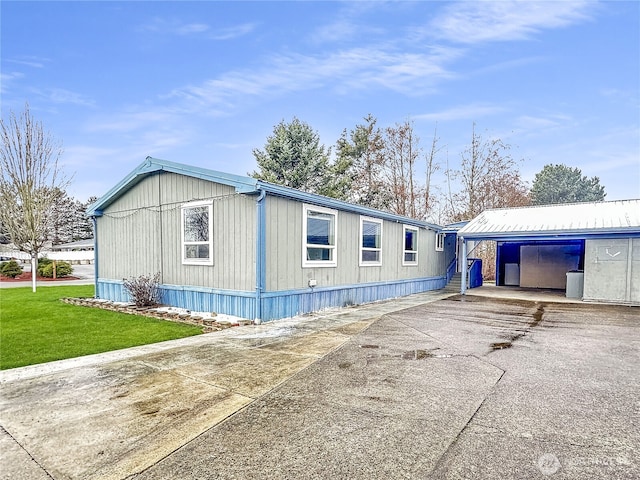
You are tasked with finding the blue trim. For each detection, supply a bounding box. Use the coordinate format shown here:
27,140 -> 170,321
92,217 -> 99,297
460,231 -> 640,241
87,157 -> 260,216
446,257 -> 457,282
97,275 -> 447,322
258,181 -> 440,231
259,276 -> 446,321
255,190 -> 267,321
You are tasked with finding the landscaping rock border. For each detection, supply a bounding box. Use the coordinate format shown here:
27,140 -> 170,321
61,297 -> 254,333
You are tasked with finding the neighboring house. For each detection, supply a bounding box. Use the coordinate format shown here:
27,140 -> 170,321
456,200 -> 640,305
51,239 -> 94,251
87,157 -> 457,322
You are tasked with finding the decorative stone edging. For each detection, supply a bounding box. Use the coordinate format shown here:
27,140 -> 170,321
61,297 -> 254,333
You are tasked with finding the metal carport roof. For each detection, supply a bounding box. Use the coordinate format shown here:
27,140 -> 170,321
457,199 -> 640,241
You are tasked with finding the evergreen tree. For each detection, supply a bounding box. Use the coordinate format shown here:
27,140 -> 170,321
251,118 -> 345,198
530,164 -> 606,205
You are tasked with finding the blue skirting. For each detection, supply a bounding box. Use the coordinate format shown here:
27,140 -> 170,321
96,275 -> 446,322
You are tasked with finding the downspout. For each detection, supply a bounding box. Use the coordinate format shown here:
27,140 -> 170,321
92,216 -> 99,298
254,188 -> 267,324
460,237 -> 467,295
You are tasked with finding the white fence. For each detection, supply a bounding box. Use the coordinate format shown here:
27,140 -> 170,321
1,249 -> 94,264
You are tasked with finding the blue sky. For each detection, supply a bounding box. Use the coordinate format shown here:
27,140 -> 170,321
2,1 -> 639,205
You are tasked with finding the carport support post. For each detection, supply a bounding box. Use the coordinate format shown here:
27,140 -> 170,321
461,237 -> 467,295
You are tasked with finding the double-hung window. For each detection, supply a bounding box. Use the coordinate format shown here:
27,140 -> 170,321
436,232 -> 445,252
303,204 -> 337,267
403,226 -> 418,265
360,216 -> 382,266
181,201 -> 213,265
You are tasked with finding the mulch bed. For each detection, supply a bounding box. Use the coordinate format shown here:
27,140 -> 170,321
0,272 -> 81,282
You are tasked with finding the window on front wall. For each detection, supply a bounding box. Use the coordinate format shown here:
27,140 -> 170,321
360,216 -> 382,266
182,201 -> 213,265
303,204 -> 337,267
436,232 -> 445,251
403,226 -> 418,265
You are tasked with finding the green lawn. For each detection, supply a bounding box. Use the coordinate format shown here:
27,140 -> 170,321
0,285 -> 203,370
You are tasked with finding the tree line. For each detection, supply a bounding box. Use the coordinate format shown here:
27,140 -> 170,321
251,116 -> 606,223
1,105 -> 607,290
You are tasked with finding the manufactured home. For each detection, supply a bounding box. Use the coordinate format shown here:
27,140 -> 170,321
456,200 -> 640,305
87,157 -> 457,321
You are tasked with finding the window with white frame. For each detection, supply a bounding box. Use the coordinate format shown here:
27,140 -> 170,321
403,226 -> 418,265
181,201 -> 213,265
436,232 -> 445,251
303,204 -> 337,267
360,216 -> 382,266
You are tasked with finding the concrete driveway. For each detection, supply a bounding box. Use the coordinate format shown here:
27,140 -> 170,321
1,291 -> 638,479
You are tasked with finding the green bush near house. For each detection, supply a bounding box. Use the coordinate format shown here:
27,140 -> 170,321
38,260 -> 73,278
0,260 -> 23,278
0,285 -> 203,370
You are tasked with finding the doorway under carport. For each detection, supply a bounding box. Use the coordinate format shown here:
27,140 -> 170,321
496,240 -> 584,289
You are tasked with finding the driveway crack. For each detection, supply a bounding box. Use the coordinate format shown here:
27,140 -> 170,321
1,425 -> 55,480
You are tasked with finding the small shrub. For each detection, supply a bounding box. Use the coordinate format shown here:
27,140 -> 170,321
39,261 -> 73,278
123,273 -> 161,307
37,257 -> 52,276
0,260 -> 23,278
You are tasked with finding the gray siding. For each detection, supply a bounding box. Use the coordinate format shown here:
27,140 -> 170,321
584,238 -> 640,304
97,172 -> 256,291
265,195 -> 447,291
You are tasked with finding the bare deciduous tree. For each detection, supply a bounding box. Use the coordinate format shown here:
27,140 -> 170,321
0,103 -> 70,292
447,124 -> 530,280
447,124 -> 529,222
383,119 -> 424,218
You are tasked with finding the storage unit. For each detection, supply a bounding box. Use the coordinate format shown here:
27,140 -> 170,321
566,271 -> 584,299
456,200 -> 640,305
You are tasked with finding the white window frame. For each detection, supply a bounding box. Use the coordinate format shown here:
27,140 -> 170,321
359,216 -> 382,266
302,204 -> 337,268
181,200 -> 214,266
403,225 -> 419,266
436,232 -> 445,252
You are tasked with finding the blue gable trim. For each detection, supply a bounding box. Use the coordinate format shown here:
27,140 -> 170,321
87,157 -> 260,216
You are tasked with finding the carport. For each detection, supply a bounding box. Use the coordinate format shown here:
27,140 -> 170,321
456,199 -> 640,305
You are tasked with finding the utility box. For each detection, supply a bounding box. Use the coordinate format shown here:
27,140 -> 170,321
504,263 -> 520,286
566,271 -> 584,299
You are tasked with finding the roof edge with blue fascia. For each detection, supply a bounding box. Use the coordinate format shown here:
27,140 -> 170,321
86,157 -> 442,230
460,230 -> 640,241
256,180 -> 441,230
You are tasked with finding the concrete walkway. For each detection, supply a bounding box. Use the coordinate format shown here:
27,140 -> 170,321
1,289 -> 637,479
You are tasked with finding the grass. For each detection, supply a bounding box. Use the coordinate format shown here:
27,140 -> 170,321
0,285 -> 203,370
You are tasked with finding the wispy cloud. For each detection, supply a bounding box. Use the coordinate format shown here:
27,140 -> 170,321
415,103 -> 508,122
47,88 -> 95,107
209,23 -> 256,40
429,1 -> 595,44
166,45 -> 460,115
0,72 -> 24,94
139,17 -> 255,40
6,55 -> 50,68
